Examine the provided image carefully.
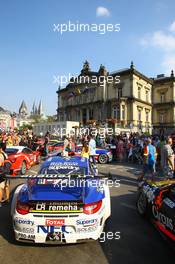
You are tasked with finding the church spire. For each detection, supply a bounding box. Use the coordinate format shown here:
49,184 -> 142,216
38,100 -> 44,116
19,100 -> 28,116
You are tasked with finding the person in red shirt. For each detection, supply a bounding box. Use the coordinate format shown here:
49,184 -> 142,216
0,144 -> 10,207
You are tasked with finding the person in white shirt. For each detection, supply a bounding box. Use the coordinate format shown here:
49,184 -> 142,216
89,135 -> 96,165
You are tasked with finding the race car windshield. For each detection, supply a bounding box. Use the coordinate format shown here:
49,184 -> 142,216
5,148 -> 18,154
40,166 -> 86,176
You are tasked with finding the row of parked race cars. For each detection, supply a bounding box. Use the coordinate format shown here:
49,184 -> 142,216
4,139 -> 175,247
5,139 -> 113,176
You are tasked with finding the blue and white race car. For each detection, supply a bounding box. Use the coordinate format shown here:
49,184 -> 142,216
11,156 -> 111,244
47,144 -> 113,164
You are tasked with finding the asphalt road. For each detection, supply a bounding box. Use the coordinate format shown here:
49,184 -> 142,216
0,162 -> 175,264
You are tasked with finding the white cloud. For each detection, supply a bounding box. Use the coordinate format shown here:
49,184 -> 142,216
140,31 -> 175,52
162,55 -> 175,74
169,21 -> 175,32
140,22 -> 175,74
152,31 -> 175,51
96,6 -> 110,17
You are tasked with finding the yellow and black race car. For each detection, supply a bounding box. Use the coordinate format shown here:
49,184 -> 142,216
137,174 -> 175,242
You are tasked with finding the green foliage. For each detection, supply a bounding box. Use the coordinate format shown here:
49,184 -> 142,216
19,124 -> 33,130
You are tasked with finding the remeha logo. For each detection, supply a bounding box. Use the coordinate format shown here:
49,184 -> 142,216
36,203 -> 78,211
45,219 -> 65,226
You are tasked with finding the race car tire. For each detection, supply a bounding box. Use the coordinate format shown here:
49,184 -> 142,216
98,154 -> 108,164
104,217 -> 112,232
136,191 -> 148,217
21,161 -> 27,175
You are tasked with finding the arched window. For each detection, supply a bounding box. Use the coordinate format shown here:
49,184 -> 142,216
113,106 -> 120,119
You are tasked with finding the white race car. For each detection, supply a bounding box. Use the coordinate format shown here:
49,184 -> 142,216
11,156 -> 111,244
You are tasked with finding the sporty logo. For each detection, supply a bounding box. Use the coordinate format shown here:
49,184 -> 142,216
45,219 -> 65,226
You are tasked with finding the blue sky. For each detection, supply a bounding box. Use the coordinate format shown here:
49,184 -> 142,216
0,0 -> 175,115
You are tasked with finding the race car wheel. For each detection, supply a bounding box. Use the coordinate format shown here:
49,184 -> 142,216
21,161 -> 27,175
98,154 -> 108,164
136,192 -> 148,217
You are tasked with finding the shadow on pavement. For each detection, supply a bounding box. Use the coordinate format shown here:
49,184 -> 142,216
99,192 -> 175,264
100,171 -> 138,188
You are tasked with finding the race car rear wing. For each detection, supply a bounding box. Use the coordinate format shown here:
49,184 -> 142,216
5,174 -> 108,179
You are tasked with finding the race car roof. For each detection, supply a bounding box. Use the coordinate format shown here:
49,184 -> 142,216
40,156 -> 89,173
6,146 -> 25,152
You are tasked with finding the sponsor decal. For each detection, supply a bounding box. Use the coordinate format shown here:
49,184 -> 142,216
164,198 -> 175,209
45,219 -> 65,226
76,226 -> 98,233
152,206 -> 173,230
17,233 -> 35,240
76,219 -> 98,227
143,185 -> 155,202
48,161 -> 79,171
15,227 -> 34,234
30,201 -> 83,213
37,225 -> 74,234
15,218 -> 34,226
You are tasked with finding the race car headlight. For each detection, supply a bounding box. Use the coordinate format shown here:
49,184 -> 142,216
16,200 -> 30,215
83,200 -> 102,215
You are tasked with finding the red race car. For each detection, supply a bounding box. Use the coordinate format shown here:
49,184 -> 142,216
5,146 -> 41,175
47,141 -> 64,153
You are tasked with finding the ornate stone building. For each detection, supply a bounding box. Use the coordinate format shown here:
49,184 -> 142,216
0,107 -> 16,130
152,71 -> 175,135
56,61 -> 153,133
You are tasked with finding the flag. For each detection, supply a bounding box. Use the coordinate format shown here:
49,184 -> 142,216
76,88 -> 81,95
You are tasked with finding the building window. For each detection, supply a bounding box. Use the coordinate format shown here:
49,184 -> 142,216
113,106 -> 117,119
118,88 -> 122,98
146,90 -> 149,102
138,87 -> 141,99
159,113 -> 164,123
113,106 -> 120,119
160,93 -> 165,103
146,112 -> 149,122
138,109 -> 141,121
89,109 -> 93,120
122,105 -> 125,120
